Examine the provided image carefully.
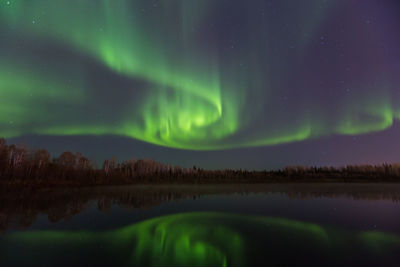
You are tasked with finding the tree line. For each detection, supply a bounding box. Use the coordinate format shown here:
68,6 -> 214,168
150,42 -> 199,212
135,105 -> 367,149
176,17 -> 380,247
1,138 -> 400,186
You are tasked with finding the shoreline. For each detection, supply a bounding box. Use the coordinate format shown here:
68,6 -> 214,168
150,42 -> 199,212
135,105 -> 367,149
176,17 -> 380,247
1,177 -> 400,190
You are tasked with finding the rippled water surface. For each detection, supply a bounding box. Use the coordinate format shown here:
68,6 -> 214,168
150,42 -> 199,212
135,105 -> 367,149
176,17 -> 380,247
1,184 -> 400,266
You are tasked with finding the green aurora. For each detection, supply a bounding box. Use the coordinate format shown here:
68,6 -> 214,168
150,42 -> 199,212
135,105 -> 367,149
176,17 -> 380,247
1,0 -> 399,150
1,212 -> 400,266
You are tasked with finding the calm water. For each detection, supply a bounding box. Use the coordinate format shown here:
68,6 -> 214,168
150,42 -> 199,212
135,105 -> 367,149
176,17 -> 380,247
1,184 -> 400,266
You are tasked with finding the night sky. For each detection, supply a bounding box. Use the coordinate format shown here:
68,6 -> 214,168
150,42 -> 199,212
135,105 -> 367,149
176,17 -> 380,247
2,0 -> 400,169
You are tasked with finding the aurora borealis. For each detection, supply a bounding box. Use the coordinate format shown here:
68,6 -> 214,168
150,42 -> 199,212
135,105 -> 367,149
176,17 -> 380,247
2,0 -> 400,167
2,212 -> 400,266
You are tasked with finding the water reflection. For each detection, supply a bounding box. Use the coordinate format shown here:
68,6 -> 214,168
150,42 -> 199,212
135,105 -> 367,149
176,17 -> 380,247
1,183 -> 400,231
1,212 -> 399,266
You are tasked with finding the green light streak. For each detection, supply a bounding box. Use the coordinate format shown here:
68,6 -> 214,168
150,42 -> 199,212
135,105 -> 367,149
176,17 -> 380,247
359,231 -> 400,253
0,1 -> 398,150
1,212 -> 400,266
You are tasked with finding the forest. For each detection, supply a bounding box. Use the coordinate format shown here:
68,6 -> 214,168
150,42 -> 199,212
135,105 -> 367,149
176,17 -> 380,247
1,138 -> 400,187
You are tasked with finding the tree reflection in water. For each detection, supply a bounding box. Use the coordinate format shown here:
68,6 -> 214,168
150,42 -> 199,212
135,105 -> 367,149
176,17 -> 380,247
1,184 -> 400,231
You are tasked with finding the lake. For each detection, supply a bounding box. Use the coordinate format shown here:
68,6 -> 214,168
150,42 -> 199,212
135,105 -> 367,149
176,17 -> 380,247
1,183 -> 400,266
